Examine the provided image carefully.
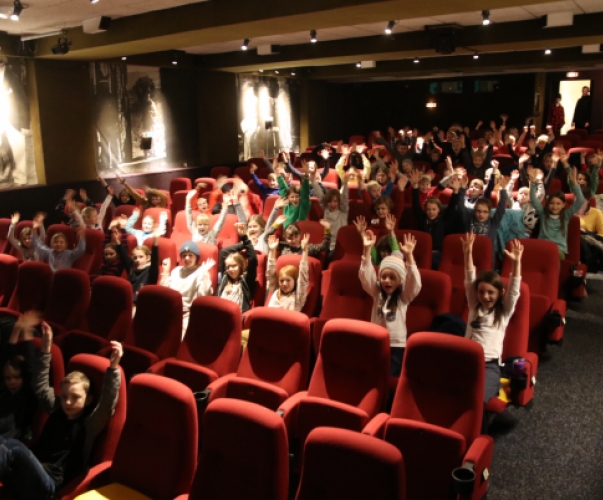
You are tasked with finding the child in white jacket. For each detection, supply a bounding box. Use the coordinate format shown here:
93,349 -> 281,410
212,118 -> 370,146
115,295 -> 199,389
359,230 -> 422,376
313,173 -> 350,263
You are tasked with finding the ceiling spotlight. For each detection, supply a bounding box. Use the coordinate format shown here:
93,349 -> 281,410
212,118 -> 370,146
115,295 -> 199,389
10,0 -> 24,21
385,20 -> 395,34
413,57 -> 419,63
90,0 -> 99,3
291,70 -> 296,76
473,52 -> 479,59
121,56 -> 127,61
545,48 -> 552,55
275,70 -> 279,74
356,62 -> 361,68
51,36 -> 72,55
310,30 -> 317,43
482,10 -> 490,25
259,69 -> 263,72
241,38 -> 249,51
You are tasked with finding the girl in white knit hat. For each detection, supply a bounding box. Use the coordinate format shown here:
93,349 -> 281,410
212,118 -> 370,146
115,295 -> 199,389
359,230 -> 422,376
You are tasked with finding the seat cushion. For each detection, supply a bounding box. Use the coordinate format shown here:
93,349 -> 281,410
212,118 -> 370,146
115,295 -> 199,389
75,483 -> 152,500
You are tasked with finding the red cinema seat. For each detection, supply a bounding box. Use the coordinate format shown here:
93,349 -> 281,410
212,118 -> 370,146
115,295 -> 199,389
73,228 -> 105,277
46,224 -> 75,249
0,261 -> 53,320
406,269 -> 451,337
501,239 -> 566,351
394,230 -> 433,270
213,214 -> 239,249
568,128 -> 588,141
0,254 -> 18,307
143,207 -> 172,237
332,224 -> 363,263
347,201 -> 370,226
43,268 -> 90,336
148,296 -> 242,391
194,177 -> 217,194
439,234 -> 492,318
65,374 -> 197,500
296,427 -> 405,500
349,135 -> 366,144
57,354 -> 127,499
0,218 -> 10,254
485,280 -> 538,414
101,286 -> 183,381
54,276 -> 133,366
364,333 -> 493,500
279,319 -> 389,461
143,236 -> 178,280
170,177 -> 192,199
263,195 -> 281,220
171,210 -> 194,250
234,165 -> 252,184
204,307 -> 310,411
210,166 -> 232,179
308,198 -> 324,221
568,146 -> 595,156
113,204 -> 135,221
296,220 -> 328,266
184,399 -> 289,500
578,140 -> 603,151
171,190 -> 189,221
312,260 -> 373,352
196,242 -> 219,291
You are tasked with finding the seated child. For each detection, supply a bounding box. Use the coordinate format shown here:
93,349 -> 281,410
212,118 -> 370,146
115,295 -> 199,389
277,161 -> 311,227
275,220 -> 331,258
0,322 -> 122,499
98,243 -> 124,279
31,225 -> 87,273
266,234 -> 310,311
125,208 -> 168,246
353,214 -> 403,265
8,212 -> 46,262
97,176 -> 136,207
116,173 -> 168,209
313,172 -> 349,259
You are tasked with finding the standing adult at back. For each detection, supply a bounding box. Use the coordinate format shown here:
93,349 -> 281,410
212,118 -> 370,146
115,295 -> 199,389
572,86 -> 592,132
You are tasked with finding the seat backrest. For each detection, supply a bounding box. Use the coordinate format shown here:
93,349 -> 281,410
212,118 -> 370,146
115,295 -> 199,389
406,270 -> 451,336
439,234 -> 492,316
234,166 -> 252,184
72,228 -> 105,276
127,286 -> 183,360
566,215 -> 581,263
391,332 -> 485,446
169,177 -> 192,198
171,210 -> 194,251
45,224 -> 75,249
560,133 -> 580,146
191,398 -> 288,500
213,214 -> 239,248
499,280 -> 530,360
0,254 -> 18,307
308,197 -> 324,221
394,230 -> 433,270
68,354 -> 127,464
44,268 -> 90,331
143,207 -> 172,237
178,297 -> 242,378
297,427 -> 405,500
210,166 -> 232,179
309,319 -> 389,417
0,218 -> 10,254
332,224 -> 364,262
349,134 -> 366,144
579,139 -> 603,151
194,177 -> 217,195
171,190 -> 189,221
568,128 -> 588,141
114,204 -> 136,220
239,307 -> 310,397
501,238 -> 558,303
197,242 -> 219,290
320,260 -> 373,321
347,200 -> 370,226
86,276 -> 133,340
143,236 -> 177,280
110,373 -> 197,499
296,220 -> 326,246
263,195 -> 280,219
275,255 -> 321,317
8,261 -> 53,313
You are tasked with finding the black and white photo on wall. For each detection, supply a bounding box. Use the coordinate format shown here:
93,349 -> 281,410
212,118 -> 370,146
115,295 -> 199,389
238,74 -> 299,161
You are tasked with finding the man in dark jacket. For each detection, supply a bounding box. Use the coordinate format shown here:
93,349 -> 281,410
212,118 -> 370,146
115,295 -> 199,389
572,86 -> 592,131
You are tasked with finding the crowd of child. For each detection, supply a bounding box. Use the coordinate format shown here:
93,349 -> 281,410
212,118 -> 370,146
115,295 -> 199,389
0,116 -> 601,499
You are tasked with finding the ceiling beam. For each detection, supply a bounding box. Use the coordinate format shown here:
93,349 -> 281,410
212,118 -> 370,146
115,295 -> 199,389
32,0 -> 556,59
299,47 -> 603,82
197,12 -> 603,72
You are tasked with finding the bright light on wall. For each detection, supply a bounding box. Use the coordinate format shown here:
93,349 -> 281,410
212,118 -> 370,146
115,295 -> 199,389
566,71 -> 579,78
426,102 -> 437,108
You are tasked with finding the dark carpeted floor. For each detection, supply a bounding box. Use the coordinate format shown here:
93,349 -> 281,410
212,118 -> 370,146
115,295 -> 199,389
488,275 -> 603,500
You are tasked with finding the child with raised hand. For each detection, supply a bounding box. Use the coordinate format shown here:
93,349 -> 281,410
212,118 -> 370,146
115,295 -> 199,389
462,233 -> 522,402
8,212 -> 46,262
313,170 -> 349,259
355,214 -> 402,266
531,165 -> 584,260
97,176 -> 135,207
368,195 -> 395,237
245,198 -> 288,254
0,311 -> 39,440
250,159 -> 280,201
125,208 -> 167,246
186,190 -> 228,244
274,220 -> 331,257
277,159 -> 311,227
217,223 -> 258,313
115,173 -> 168,209
513,165 -> 545,234
113,226 -> 159,302
266,234 -> 310,311
98,242 -> 124,280
359,231 -> 422,376
0,322 -> 122,499
72,190 -> 112,232
31,223 -> 86,273
160,242 -> 215,336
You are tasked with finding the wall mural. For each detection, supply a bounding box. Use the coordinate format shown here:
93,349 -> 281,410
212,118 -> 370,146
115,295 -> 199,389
91,63 -> 168,176
238,74 -> 299,161
0,57 -> 37,189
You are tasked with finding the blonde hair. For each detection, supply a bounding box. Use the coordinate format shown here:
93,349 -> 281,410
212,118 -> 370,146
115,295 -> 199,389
268,173 -> 277,182
196,214 -> 211,224
248,214 -> 266,230
419,175 -> 431,184
367,180 -> 381,192
225,253 -> 246,281
470,179 -> 484,190
133,245 -> 151,256
62,371 -> 91,393
51,233 -> 67,245
81,206 -> 98,221
19,227 -> 32,244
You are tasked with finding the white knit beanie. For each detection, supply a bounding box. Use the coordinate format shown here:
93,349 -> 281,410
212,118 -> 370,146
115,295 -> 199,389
380,256 -> 406,282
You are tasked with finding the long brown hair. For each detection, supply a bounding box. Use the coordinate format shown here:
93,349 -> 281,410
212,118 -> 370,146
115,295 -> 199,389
544,191 -> 566,236
473,271 -> 505,327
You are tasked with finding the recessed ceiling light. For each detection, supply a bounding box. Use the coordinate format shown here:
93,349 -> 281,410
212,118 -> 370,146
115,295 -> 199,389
275,70 -> 279,74
310,30 -> 317,43
545,48 -> 552,55
241,38 -> 249,51
413,57 -> 419,63
356,62 -> 361,68
473,52 -> 479,59
121,56 -> 127,61
482,10 -> 490,25
385,20 -> 395,34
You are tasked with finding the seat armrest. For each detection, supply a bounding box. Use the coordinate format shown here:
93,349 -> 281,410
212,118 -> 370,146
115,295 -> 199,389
277,391 -> 307,438
59,461 -> 112,500
99,344 -> 159,381
206,373 -> 238,402
223,377 -> 290,411
362,412 -> 390,438
460,435 -> 494,500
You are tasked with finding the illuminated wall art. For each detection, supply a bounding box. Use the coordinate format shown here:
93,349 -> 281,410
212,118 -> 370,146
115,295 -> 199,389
0,57 -> 37,189
91,63 -> 169,176
237,74 -> 299,161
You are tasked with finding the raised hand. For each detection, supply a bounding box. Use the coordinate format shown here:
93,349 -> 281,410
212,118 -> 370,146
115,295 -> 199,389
318,219 -> 331,230
504,239 -> 524,262
300,234 -> 311,252
569,166 -> 578,185
353,215 -> 367,234
450,175 -> 461,193
409,170 -> 421,187
109,341 -> 123,369
111,227 -> 121,245
268,234 -> 279,251
235,222 -> 246,236
274,214 -> 288,226
511,169 -> 520,181
274,197 -> 288,209
385,213 -> 396,232
79,188 -> 88,201
10,212 -> 19,225
399,233 -> 417,256
397,174 -> 408,191
40,321 -> 53,354
461,232 -> 475,254
132,208 -> 140,218
107,185 -> 115,196
162,258 -> 171,274
249,163 -> 258,174
362,229 -> 376,249
201,258 -> 216,273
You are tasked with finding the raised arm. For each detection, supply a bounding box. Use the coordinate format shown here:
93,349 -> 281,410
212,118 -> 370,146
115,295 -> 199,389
567,167 -> 585,218
266,235 -> 279,294
117,174 -> 146,205
34,322 -> 59,413
358,230 -> 379,296
399,233 -> 421,304
113,228 -> 133,273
